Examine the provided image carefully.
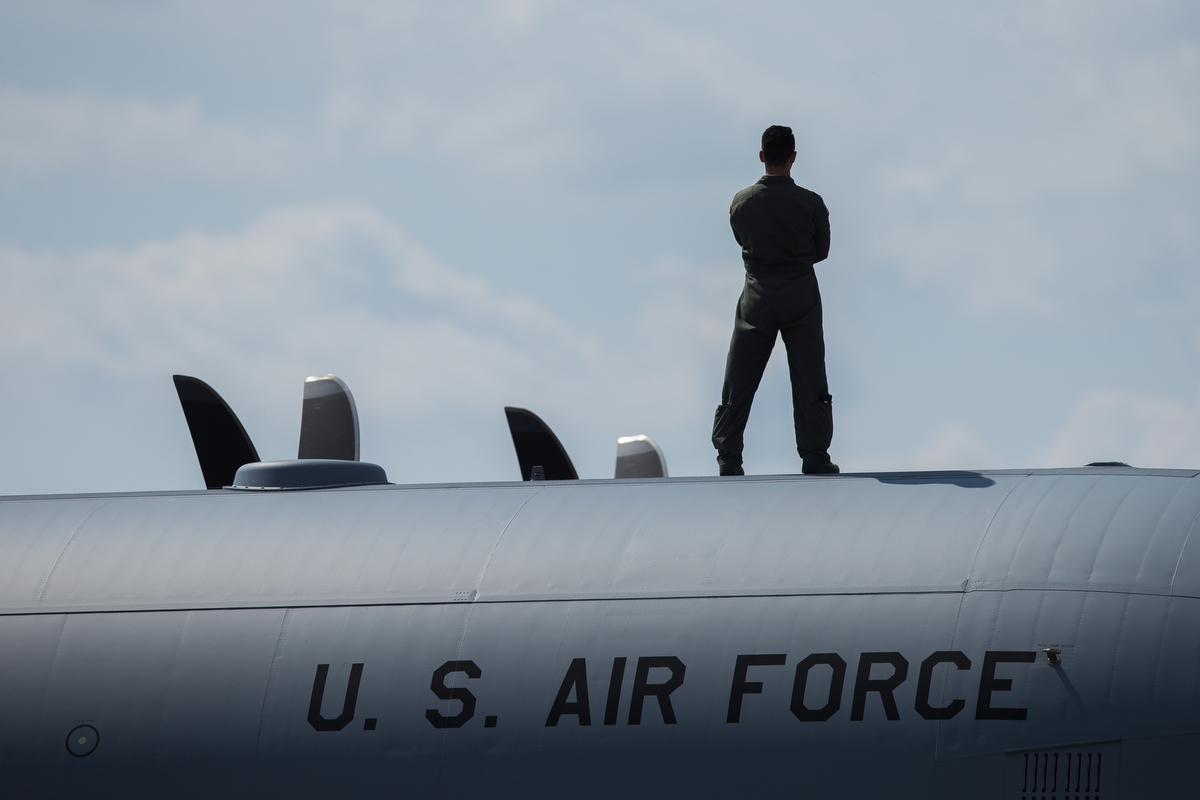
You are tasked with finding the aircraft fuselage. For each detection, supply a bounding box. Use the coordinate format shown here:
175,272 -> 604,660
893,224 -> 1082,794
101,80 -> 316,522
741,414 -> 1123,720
1,467 -> 1196,798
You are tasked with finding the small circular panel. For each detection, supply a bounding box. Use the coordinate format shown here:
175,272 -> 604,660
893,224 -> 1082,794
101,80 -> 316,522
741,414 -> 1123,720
66,725 -> 98,757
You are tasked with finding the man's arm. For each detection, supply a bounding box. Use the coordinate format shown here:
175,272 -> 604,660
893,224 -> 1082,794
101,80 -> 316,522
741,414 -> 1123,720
813,199 -> 830,264
729,200 -> 745,249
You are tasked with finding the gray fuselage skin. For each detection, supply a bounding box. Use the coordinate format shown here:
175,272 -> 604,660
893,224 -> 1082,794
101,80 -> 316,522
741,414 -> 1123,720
1,467 -> 1198,798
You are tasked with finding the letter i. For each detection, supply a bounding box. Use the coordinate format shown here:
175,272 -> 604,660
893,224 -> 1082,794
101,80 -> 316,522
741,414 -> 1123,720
603,657 -> 627,725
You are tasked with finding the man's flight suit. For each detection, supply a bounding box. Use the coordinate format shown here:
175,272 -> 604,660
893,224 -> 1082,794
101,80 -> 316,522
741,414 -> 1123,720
712,174 -> 834,473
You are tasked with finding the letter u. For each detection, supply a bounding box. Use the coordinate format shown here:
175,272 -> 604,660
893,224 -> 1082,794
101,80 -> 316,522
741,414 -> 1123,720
308,663 -> 364,732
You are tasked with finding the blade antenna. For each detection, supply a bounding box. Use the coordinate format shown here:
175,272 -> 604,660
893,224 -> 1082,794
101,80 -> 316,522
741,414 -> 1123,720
503,407 -> 578,481
172,375 -> 260,490
615,435 -> 668,479
298,375 -> 360,461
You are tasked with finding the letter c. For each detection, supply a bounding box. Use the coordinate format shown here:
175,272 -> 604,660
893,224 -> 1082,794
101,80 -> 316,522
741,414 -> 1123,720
914,651 -> 971,720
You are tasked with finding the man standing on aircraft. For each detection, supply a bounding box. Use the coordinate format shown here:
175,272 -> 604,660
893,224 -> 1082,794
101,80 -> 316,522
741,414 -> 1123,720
712,125 -> 838,476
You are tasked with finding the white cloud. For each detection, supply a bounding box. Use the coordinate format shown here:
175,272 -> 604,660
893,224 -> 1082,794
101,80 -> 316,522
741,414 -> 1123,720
874,214 -> 1062,316
909,422 -> 996,471
866,22 -> 1200,317
597,8 -> 784,117
0,87 -> 295,178
0,203 -> 599,412
1034,388 -> 1200,469
0,203 -> 741,486
315,1 -> 780,180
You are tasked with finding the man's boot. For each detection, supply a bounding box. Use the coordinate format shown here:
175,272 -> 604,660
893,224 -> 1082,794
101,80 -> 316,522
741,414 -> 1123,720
802,457 -> 839,475
718,456 -> 745,477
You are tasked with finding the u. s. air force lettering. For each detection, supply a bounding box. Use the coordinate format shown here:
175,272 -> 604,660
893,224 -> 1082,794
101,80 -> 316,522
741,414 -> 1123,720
306,650 -> 1035,732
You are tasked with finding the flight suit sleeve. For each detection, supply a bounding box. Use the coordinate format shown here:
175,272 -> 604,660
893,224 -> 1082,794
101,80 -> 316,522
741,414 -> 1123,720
813,197 -> 830,264
729,199 -> 745,249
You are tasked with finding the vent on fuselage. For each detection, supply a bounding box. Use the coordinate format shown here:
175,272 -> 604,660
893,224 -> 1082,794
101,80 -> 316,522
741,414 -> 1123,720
1009,741 -> 1118,800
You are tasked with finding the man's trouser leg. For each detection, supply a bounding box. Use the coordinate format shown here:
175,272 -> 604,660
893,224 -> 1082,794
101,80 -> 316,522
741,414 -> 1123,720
712,276 -> 776,470
776,271 -> 833,469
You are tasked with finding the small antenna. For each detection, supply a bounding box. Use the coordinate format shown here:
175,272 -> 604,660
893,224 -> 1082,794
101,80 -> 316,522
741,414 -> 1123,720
298,375 -> 359,461
614,435 -> 668,479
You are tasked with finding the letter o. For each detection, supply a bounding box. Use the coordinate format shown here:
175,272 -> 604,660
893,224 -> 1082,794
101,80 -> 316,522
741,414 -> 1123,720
791,653 -> 847,722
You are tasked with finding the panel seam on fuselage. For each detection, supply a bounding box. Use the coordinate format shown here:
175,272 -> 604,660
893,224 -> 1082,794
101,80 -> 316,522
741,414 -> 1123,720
961,475 -> 1028,594
435,486 -> 543,794
2,585 -> 1191,617
937,471 -> 1029,764
1167,475 -> 1200,593
472,487 -> 544,599
253,608 -> 292,757
34,499 -> 111,603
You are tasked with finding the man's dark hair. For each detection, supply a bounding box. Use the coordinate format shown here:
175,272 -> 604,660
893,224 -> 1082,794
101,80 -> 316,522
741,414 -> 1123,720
761,125 -> 795,166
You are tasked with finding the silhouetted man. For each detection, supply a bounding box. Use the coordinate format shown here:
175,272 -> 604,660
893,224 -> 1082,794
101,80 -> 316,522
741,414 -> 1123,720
712,125 -> 838,476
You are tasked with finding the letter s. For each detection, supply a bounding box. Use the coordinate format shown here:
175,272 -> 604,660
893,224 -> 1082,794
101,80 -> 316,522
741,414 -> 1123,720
426,660 -> 482,729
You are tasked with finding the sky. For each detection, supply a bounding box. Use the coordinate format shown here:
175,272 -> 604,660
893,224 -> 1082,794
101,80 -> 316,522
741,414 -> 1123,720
1,0 -> 1198,493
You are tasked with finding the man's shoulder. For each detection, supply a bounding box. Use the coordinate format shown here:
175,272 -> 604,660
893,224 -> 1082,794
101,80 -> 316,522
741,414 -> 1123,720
731,183 -> 761,205
790,182 -> 826,207
731,178 -> 826,212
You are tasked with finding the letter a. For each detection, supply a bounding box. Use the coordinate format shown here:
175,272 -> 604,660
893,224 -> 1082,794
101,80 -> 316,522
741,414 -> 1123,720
546,658 -> 592,726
